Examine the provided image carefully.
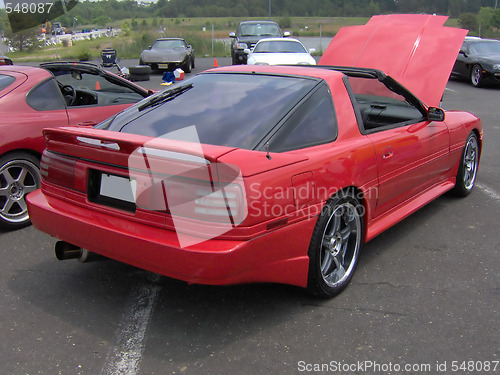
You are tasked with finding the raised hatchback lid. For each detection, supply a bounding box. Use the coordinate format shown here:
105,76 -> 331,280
319,14 -> 468,107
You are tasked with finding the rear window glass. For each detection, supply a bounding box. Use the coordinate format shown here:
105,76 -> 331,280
0,74 -> 15,91
111,73 -> 318,150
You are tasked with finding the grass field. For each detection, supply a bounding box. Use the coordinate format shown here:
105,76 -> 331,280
10,16 -> 462,62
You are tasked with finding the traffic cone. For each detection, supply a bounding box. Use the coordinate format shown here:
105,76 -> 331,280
95,81 -> 100,90
213,58 -> 218,67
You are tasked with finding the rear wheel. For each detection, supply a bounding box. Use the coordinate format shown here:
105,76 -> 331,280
470,64 -> 483,87
0,152 -> 41,230
452,132 -> 479,197
307,192 -> 364,297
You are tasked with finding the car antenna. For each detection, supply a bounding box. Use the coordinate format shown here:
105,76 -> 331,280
266,142 -> 271,160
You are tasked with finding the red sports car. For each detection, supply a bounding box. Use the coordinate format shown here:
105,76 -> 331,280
27,15 -> 482,297
0,62 -> 152,229
0,55 -> 13,65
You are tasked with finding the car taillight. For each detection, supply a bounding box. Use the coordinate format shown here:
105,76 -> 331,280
194,185 -> 243,223
41,150 -> 78,190
136,177 -> 245,224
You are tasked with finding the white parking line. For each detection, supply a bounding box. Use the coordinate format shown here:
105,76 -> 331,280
101,274 -> 161,375
477,182 -> 500,203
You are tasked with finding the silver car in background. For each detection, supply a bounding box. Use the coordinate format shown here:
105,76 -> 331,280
245,38 -> 316,66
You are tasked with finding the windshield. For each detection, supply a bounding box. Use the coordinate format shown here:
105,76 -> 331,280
239,23 -> 281,37
470,41 -> 500,55
152,40 -> 186,49
254,40 -> 307,53
100,73 -> 318,150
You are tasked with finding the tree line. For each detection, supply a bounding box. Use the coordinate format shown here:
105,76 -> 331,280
2,0 -> 499,33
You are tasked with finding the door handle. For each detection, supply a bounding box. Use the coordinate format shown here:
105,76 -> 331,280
382,146 -> 394,159
382,151 -> 393,159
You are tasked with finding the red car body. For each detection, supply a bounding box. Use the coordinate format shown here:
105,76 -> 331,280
0,63 -> 151,228
27,15 -> 483,297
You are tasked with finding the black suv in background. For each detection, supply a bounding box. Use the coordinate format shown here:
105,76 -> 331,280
230,20 -> 290,65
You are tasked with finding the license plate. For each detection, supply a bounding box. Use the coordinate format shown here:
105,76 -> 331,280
100,173 -> 136,204
158,63 -> 170,69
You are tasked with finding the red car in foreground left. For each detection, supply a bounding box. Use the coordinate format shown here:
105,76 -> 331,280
0,62 -> 152,229
27,15 -> 482,297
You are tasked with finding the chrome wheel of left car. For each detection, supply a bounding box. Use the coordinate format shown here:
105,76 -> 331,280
0,153 -> 41,229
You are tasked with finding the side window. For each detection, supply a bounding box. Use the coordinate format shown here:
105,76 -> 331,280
0,74 -> 15,91
26,78 -> 66,111
269,84 -> 338,152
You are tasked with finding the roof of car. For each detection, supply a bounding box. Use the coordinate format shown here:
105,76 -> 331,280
254,37 -> 302,43
0,65 -> 50,76
205,64 -> 346,81
239,20 -> 279,24
155,37 -> 185,41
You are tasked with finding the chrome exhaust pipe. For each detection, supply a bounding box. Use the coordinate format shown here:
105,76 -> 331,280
55,241 -> 104,263
55,241 -> 82,260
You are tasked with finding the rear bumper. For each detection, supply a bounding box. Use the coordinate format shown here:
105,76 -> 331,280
27,190 -> 313,287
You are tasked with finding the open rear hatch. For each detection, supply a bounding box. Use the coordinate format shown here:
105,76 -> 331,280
319,14 -> 467,107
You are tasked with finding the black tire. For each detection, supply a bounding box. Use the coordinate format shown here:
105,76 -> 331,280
307,192 -> 364,298
183,58 -> 192,73
452,132 -> 479,197
128,65 -> 152,75
470,64 -> 483,87
129,73 -> 150,82
191,57 -> 195,69
0,152 -> 41,230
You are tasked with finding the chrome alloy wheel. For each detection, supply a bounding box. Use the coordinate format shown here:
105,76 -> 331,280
0,158 -> 41,227
319,202 -> 362,288
462,134 -> 479,191
471,65 -> 483,87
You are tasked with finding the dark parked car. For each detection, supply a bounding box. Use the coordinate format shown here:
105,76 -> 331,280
451,36 -> 500,87
139,38 -> 195,73
229,20 -> 290,65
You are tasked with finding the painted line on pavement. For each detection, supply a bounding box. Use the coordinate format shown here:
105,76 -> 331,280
101,274 -> 161,375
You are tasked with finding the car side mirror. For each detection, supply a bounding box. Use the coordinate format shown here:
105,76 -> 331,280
283,31 -> 291,37
428,107 -> 445,122
229,32 -> 236,38
459,49 -> 468,57
243,48 -> 251,54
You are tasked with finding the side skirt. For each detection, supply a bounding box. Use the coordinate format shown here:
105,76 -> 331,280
366,178 -> 456,242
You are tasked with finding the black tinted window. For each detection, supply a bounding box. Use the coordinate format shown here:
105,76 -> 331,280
26,78 -> 66,110
269,84 -> 337,152
113,73 -> 317,150
0,74 -> 15,91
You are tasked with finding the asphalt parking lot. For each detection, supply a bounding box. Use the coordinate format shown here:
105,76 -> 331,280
1,59 -> 499,374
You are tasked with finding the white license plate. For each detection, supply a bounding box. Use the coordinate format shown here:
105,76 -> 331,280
100,174 -> 136,204
158,63 -> 170,69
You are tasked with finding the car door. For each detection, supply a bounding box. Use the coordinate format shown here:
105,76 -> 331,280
367,119 -> 450,218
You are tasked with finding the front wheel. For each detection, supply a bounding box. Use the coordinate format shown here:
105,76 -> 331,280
470,64 -> 483,87
0,152 -> 41,230
452,132 -> 479,197
307,193 -> 364,298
